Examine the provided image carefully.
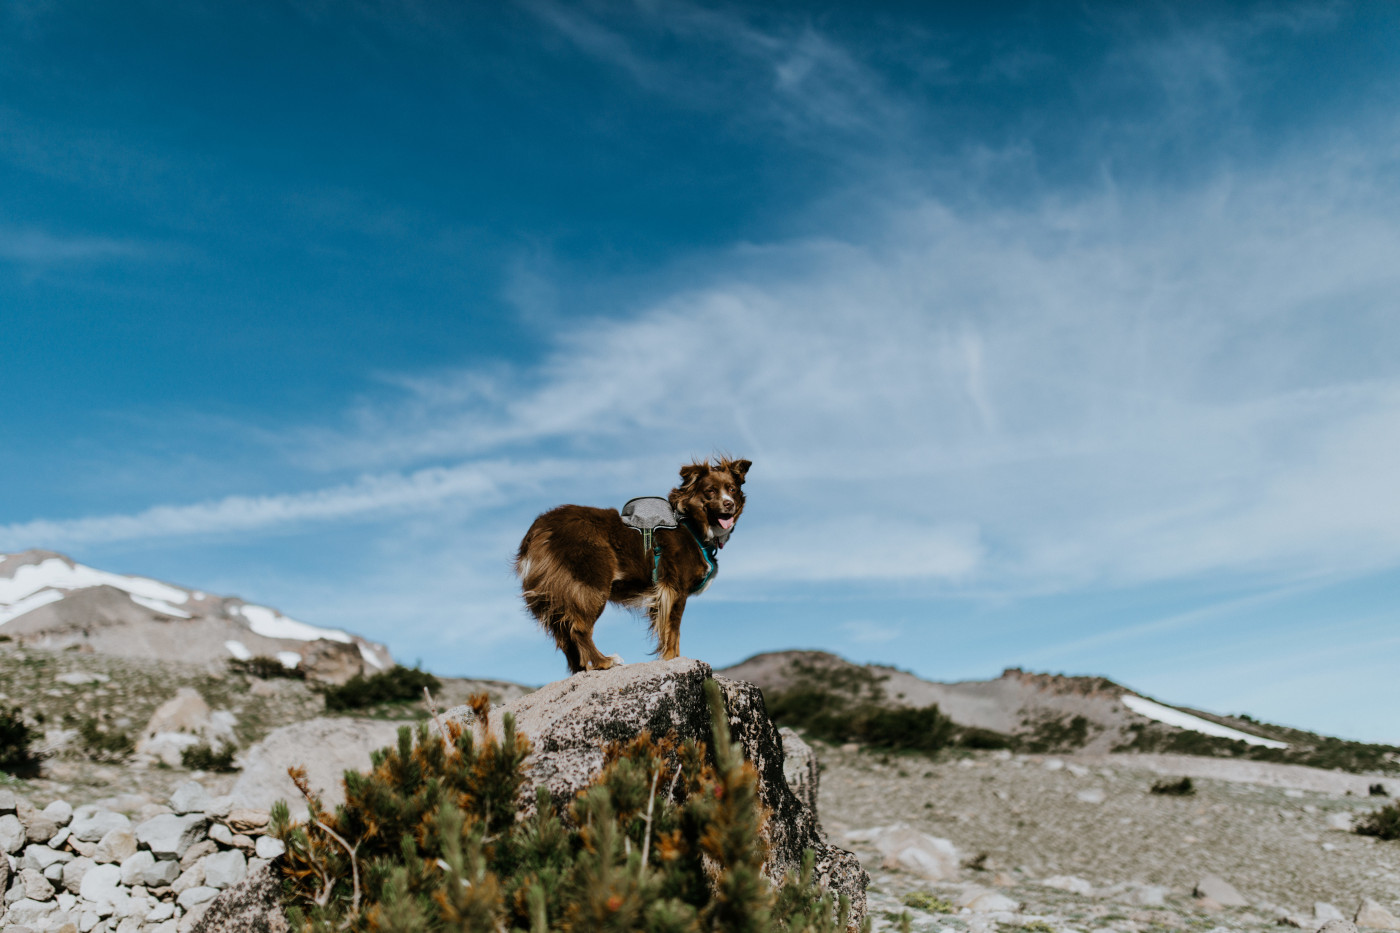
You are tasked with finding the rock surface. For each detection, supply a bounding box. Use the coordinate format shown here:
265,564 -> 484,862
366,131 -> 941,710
1357,897 -> 1400,929
444,657 -> 869,924
229,717 -> 405,819
190,864 -> 289,933
1196,873 -> 1250,907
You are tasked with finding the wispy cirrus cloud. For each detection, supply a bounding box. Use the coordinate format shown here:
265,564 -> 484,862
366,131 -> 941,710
0,460 -> 575,550
278,133 -> 1400,597
0,226 -> 145,264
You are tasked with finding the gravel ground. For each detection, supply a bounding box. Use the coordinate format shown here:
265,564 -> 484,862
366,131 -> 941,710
0,643 -> 531,810
818,746 -> 1400,932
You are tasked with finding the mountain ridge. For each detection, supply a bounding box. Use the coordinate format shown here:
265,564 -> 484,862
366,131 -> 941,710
0,549 -> 392,683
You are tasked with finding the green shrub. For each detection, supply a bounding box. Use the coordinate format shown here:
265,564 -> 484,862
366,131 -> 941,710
275,682 -> 858,932
765,673 -> 956,755
1022,714 -> 1095,753
230,656 -> 307,680
76,717 -> 135,762
1150,777 -> 1195,796
182,741 -> 239,772
0,705 -> 41,777
902,891 -> 955,913
1355,803 -> 1400,841
1370,783 -> 1389,797
957,727 -> 1014,750
321,665 -> 443,712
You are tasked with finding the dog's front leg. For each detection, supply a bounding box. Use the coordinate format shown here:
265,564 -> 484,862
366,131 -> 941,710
651,587 -> 688,661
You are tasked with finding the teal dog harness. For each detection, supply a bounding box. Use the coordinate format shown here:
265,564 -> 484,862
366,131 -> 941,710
620,497 -> 718,595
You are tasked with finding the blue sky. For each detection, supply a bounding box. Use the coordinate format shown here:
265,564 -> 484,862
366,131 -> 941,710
5,2 -> 1400,742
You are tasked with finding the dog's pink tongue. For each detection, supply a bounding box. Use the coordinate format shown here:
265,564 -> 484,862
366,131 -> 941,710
718,517 -> 735,530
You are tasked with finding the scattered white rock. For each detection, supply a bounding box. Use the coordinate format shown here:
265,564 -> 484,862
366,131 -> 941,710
78,862 -> 124,905
1348,898 -> 1400,930
1076,788 -> 1105,804
201,848 -> 248,889
1126,883 -> 1170,906
94,827 -> 139,863
1195,873 -> 1250,907
56,671 -> 110,685
1317,903 -> 1348,924
22,842 -> 72,872
254,835 -> 286,860
847,823 -> 960,880
1355,898 -> 1400,929
208,822 -> 236,847
960,888 -> 1021,913
20,866 -> 56,901
181,838 -> 219,868
63,855 -> 95,893
1039,875 -> 1094,896
169,781 -> 213,816
6,897 -> 60,926
1043,758 -> 1065,771
69,807 -> 132,843
1328,812 -> 1356,831
135,813 -> 209,860
0,812 -> 27,853
42,800 -> 74,825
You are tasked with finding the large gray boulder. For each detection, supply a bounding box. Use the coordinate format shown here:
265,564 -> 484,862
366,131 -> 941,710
229,718 -> 405,820
443,657 -> 868,924
190,864 -> 289,933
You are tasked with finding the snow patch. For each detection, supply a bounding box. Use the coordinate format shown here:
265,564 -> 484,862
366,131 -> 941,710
0,557 -> 189,608
1122,695 -> 1288,749
357,641 -> 386,670
0,588 -> 64,625
130,594 -> 193,618
237,603 -> 350,643
277,651 -> 303,669
224,640 -> 252,661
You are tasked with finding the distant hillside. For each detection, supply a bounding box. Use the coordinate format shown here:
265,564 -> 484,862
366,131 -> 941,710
720,650 -> 1400,775
0,549 -> 391,683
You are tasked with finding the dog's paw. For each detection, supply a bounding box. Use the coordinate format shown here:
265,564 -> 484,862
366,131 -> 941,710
608,654 -> 626,666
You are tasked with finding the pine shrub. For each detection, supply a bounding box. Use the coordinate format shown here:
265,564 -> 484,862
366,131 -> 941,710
76,717 -> 136,762
322,665 -> 443,712
0,704 -> 41,777
1355,803 -> 1400,841
230,656 -> 307,680
182,741 -> 239,772
274,681 -> 861,932
1149,777 -> 1195,797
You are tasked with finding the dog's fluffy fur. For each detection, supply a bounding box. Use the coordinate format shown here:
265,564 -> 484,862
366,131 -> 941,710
515,457 -> 751,673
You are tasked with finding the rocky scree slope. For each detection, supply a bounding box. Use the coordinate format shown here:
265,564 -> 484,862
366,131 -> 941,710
819,745 -> 1400,933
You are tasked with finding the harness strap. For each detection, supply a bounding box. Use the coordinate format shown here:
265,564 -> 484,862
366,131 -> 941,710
641,527 -> 663,585
680,520 -> 717,595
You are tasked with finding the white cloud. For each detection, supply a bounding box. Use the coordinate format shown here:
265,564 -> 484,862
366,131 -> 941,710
0,460 -> 565,549
24,140 -> 1400,603
841,619 -> 902,645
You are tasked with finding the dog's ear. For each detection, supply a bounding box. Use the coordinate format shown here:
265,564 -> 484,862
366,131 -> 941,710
678,462 -> 708,487
729,459 -> 752,484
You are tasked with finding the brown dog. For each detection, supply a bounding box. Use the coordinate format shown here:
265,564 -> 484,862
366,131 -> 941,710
515,457 -> 751,673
